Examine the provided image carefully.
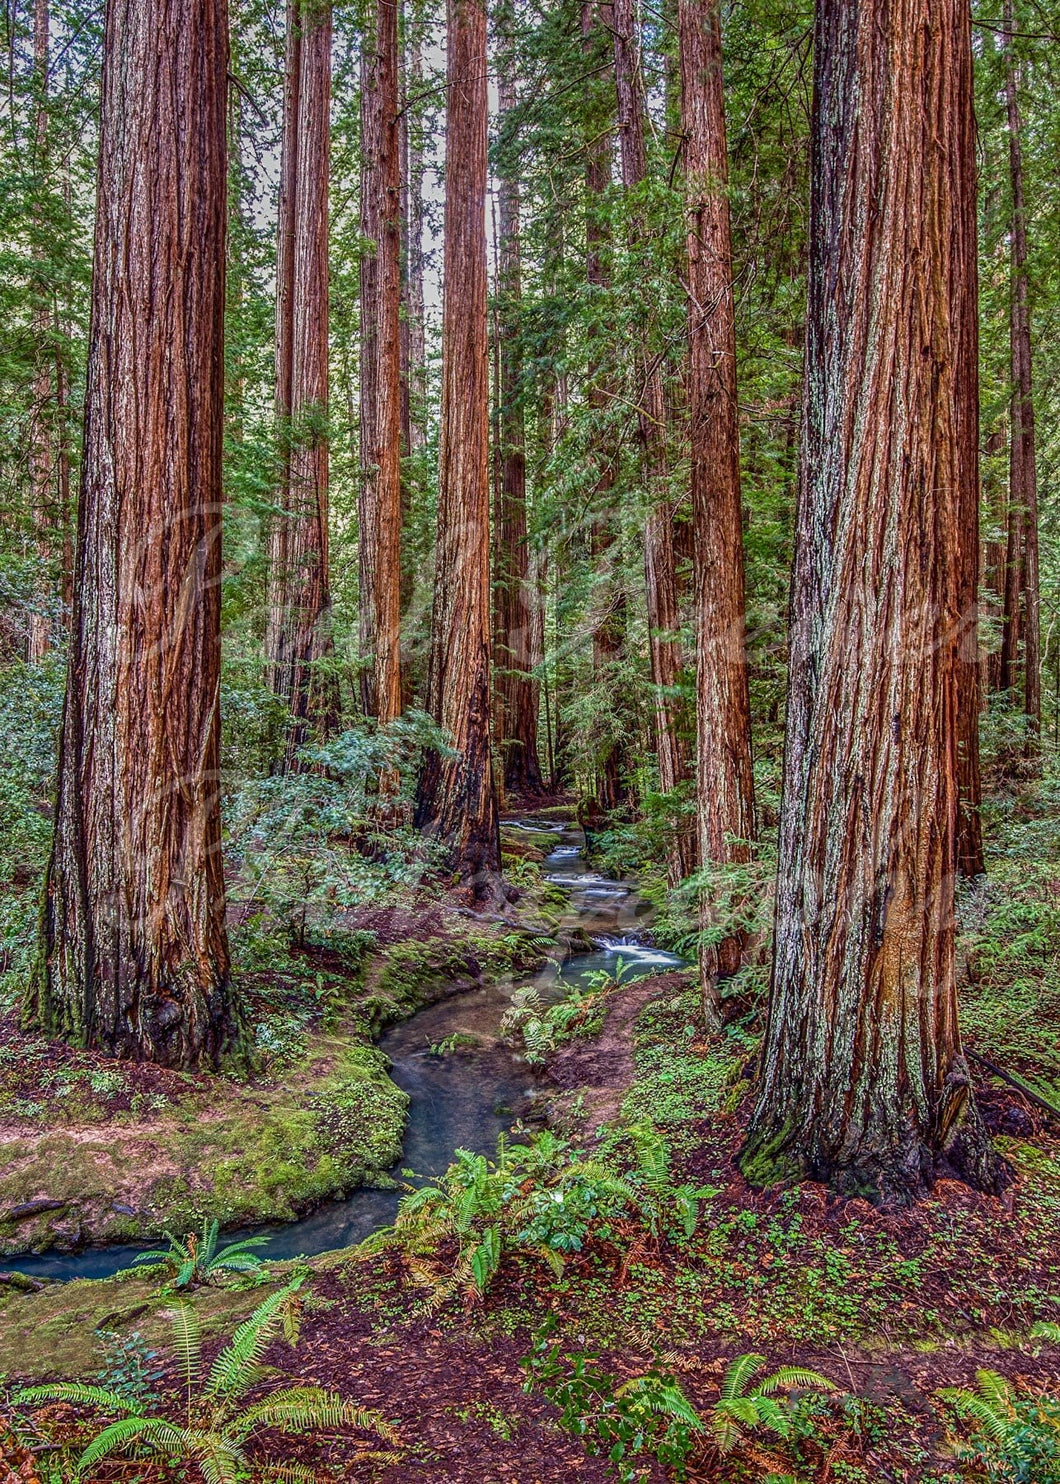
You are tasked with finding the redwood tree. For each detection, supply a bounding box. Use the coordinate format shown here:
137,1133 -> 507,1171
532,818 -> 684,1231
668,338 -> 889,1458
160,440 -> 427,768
741,0 -> 1004,1204
30,0 -> 235,1067
359,0 -> 403,727
265,0 -> 336,764
493,69 -> 544,798
679,0 -> 756,1009
414,0 -> 501,896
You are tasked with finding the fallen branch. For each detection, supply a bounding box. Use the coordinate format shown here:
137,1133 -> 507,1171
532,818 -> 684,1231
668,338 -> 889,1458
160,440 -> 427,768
968,1049 -> 1060,1126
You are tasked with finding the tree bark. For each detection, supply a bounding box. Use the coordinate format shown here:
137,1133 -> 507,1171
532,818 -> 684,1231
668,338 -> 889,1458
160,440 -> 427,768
29,0 -> 235,1068
611,0 -> 693,873
679,0 -> 757,1014
741,0 -> 1005,1206
359,0 -> 403,728
414,0 -> 501,898
494,72 -> 544,798
265,0 -> 337,766
1004,6 -> 1041,756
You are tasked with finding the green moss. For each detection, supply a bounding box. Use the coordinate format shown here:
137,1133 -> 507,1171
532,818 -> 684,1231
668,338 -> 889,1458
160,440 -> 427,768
737,1123 -> 802,1188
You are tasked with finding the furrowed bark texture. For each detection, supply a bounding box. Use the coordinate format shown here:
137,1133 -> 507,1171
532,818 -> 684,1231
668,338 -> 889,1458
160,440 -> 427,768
953,2 -> 984,877
265,0 -> 336,765
611,0 -> 692,872
414,0 -> 501,895
1004,12 -> 1041,752
742,0 -> 1004,1206
31,0 -> 234,1067
494,72 -> 544,797
582,0 -> 632,814
359,0 -> 403,726
679,0 -> 757,996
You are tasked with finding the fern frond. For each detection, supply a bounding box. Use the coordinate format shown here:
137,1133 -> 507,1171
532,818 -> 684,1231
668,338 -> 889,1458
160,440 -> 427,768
235,1389 -> 399,1443
13,1383 -> 140,1415
754,1366 -> 834,1396
1031,1321 -> 1060,1345
720,1352 -> 766,1401
938,1386 -> 1013,1445
171,1301 -> 203,1397
614,1378 -> 702,1430
76,1415 -> 183,1473
205,1283 -> 301,1400
187,1431 -> 246,1484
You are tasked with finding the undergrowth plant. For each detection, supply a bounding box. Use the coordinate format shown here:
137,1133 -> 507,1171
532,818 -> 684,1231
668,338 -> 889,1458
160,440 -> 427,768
132,1217 -> 269,1290
938,1365 -> 1060,1483
13,1280 -> 399,1483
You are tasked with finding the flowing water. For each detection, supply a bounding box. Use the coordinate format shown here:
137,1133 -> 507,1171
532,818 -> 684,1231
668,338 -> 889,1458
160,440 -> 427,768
3,824 -> 683,1283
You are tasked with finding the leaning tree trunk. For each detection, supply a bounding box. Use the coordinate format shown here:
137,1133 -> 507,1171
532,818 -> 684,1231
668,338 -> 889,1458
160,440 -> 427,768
1004,7 -> 1041,758
359,0 -> 403,729
29,0 -> 235,1068
265,0 -> 337,767
611,0 -> 693,875
679,0 -> 757,1018
494,71 -> 544,798
740,0 -> 1005,1206
414,0 -> 501,899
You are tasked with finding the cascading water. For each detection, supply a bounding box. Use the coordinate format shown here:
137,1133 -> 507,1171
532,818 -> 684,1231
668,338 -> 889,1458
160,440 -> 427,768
2,822 -> 684,1283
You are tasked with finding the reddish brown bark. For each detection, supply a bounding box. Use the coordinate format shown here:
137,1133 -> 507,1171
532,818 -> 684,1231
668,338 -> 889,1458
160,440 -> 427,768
414,0 -> 501,897
582,0 -> 632,815
265,0 -> 337,765
679,0 -> 757,1012
359,0 -> 403,728
742,0 -> 1004,1205
30,0 -> 234,1067
611,0 -> 693,871
1003,8 -> 1041,755
493,73 -> 544,798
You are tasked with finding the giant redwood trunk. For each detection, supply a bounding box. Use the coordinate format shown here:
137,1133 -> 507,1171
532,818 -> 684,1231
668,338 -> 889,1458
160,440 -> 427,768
679,0 -> 756,1011
611,0 -> 692,874
741,0 -> 1005,1206
27,0 -> 53,665
29,0 -> 235,1068
494,72 -> 544,798
359,0 -> 403,727
1004,10 -> 1041,755
414,0 -> 501,897
265,0 -> 336,765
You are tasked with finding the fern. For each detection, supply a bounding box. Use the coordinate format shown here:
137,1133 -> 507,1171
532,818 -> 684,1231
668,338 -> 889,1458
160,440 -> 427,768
710,1353 -> 834,1455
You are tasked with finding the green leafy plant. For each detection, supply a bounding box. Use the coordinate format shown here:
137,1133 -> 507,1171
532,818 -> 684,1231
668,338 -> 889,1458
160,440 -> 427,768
709,1352 -> 836,1456
14,1280 -> 399,1483
937,1368 -> 1060,1482
132,1217 -> 269,1289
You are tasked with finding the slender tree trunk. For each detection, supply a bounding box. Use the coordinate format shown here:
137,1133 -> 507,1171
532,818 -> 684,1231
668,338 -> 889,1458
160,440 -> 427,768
611,0 -> 692,872
265,0 -> 336,766
494,73 -> 544,798
27,0 -> 52,664
414,0 -> 501,898
582,0 -> 632,815
954,0 -> 984,875
359,0 -> 403,727
29,0 -> 235,1068
679,0 -> 756,1016
1004,6 -> 1041,756
406,31 -> 427,455
741,0 -> 1005,1206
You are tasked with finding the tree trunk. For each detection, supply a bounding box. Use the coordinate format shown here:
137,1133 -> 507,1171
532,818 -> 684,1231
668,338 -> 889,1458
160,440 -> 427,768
611,0 -> 693,873
414,0 -> 501,899
27,0 -> 52,665
406,30 -> 427,455
679,0 -> 757,1015
741,0 -> 1005,1206
265,0 -> 336,766
954,0 -> 984,876
582,0 -> 633,815
1004,6 -> 1041,756
359,0 -> 403,728
29,0 -> 235,1068
494,72 -> 544,798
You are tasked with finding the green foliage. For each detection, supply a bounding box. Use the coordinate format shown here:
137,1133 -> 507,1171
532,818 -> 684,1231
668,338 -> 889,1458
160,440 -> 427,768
12,1280 -> 399,1482
709,1352 -> 835,1456
938,1369 -> 1060,1482
132,1218 -> 269,1291
501,981 -> 609,1062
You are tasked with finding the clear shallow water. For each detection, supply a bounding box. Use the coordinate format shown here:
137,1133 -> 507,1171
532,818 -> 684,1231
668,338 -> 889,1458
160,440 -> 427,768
3,824 -> 683,1282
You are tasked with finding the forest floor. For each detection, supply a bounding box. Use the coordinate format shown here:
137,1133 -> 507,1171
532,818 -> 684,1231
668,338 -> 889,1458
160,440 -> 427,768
3,786 -> 1060,1480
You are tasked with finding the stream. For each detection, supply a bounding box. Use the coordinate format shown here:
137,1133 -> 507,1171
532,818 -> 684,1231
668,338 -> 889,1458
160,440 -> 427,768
3,824 -> 683,1283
